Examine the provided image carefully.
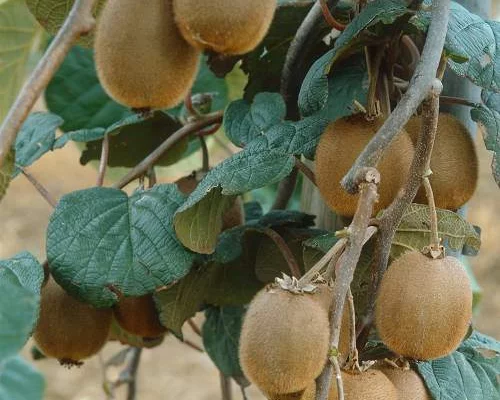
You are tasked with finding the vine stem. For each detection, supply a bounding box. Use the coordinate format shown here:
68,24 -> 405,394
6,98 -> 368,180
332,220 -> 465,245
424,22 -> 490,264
259,227 -> 302,278
341,0 -> 451,194
113,111 -> 223,189
125,348 -> 142,400
96,134 -> 110,187
316,167 -> 380,400
295,157 -> 316,186
20,168 -> 57,208
0,0 -> 97,168
271,167 -> 298,210
220,372 -> 233,400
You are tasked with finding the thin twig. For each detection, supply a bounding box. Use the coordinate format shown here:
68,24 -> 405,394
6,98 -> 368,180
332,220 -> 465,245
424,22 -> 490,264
320,0 -> 346,31
341,0 -> 451,194
422,177 -> 441,254
295,157 -> 316,186
187,318 -> 202,337
316,168 -> 380,400
20,168 -> 57,208
439,96 -> 478,108
260,227 -> 302,278
126,348 -> 142,400
220,372 -> 233,400
182,338 -> 204,353
96,134 -> 110,187
0,0 -> 97,168
199,136 -> 210,172
272,167 -> 298,210
346,288 -> 358,367
113,111 -> 223,189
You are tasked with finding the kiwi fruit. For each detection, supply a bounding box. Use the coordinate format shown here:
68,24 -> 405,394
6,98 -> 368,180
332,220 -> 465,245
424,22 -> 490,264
267,381 -> 316,400
173,0 -> 277,55
33,277 -> 112,366
239,284 -> 331,394
315,115 -> 415,217
176,172 -> 244,230
380,367 -> 431,400
375,251 -> 472,360
405,113 -> 478,210
329,370 -> 398,400
94,0 -> 200,109
113,294 -> 166,338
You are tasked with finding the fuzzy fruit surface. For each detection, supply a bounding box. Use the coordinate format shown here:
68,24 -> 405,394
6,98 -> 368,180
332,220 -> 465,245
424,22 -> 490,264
113,294 -> 166,338
267,381 -> 316,400
406,113 -> 478,210
329,370 -> 398,400
33,277 -> 112,365
239,285 -> 331,394
173,0 -> 277,55
379,367 -> 431,400
315,115 -> 414,217
94,0 -> 200,109
375,251 -> 472,360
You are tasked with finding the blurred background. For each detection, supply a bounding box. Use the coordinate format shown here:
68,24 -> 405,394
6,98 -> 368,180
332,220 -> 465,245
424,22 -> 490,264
1,1 -> 499,399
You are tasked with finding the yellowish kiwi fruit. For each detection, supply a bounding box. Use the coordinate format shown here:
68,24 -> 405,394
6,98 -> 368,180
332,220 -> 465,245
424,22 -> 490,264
375,251 -> 472,360
113,294 -> 166,338
239,284 -> 331,394
405,113 -> 478,210
173,0 -> 277,55
95,0 -> 200,109
329,370 -> 398,400
176,171 -> 244,230
33,277 -> 112,366
315,115 -> 414,217
380,366 -> 431,400
267,381 -> 316,400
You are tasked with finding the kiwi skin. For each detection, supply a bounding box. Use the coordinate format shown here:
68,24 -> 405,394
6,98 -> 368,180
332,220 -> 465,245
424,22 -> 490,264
375,251 -> 472,360
405,113 -> 478,210
380,367 -> 431,400
33,277 -> 112,366
329,370 -> 398,400
113,295 -> 166,338
315,115 -> 415,217
173,0 -> 277,55
94,0 -> 200,109
239,285 -> 331,394
267,381 -> 316,400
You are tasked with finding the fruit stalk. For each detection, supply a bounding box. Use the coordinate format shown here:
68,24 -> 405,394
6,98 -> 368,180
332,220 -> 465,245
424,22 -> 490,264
422,177 -> 441,253
0,0 -> 97,169
96,134 -> 110,187
316,167 -> 380,400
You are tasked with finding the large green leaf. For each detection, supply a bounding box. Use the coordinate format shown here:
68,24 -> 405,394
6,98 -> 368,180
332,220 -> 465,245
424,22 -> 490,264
47,185 -> 195,307
0,356 -> 45,400
0,150 -> 14,202
202,306 -> 246,379
0,0 -> 39,122
471,90 -> 500,187
0,252 -> 44,361
418,331 -> 500,400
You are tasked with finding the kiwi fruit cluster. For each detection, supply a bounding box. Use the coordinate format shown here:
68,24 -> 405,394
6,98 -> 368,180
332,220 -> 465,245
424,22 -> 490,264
315,115 -> 415,217
33,277 -> 112,366
375,251 -> 472,360
405,113 -> 478,210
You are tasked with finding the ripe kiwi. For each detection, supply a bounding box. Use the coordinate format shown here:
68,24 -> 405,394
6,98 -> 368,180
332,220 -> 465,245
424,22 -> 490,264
380,367 -> 431,400
315,115 -> 414,217
329,370 -> 398,400
113,294 -> 166,338
33,277 -> 112,366
173,0 -> 277,55
176,172 -> 244,230
239,284 -> 331,394
375,251 -> 472,360
405,113 -> 478,210
94,0 -> 200,109
267,381 -> 316,400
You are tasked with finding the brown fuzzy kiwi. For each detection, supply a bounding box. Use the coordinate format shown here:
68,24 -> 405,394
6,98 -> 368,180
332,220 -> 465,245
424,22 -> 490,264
33,277 -> 112,366
315,115 -> 414,217
375,251 -> 472,360
173,0 -> 277,55
380,367 -> 431,400
176,172 -> 244,230
329,370 -> 398,400
113,294 -> 166,338
267,381 -> 316,400
94,0 -> 200,109
405,114 -> 478,210
239,284 -> 331,394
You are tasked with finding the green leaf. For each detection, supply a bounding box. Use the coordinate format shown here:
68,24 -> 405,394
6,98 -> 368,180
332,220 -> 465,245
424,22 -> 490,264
0,0 -> 39,123
471,90 -> 500,187
391,204 -> 482,259
12,112 -> 63,176
224,93 -> 286,147
0,252 -> 44,361
417,331 -> 500,400
47,185 -> 195,307
202,306 -> 246,378
0,150 -> 14,202
0,356 -> 45,400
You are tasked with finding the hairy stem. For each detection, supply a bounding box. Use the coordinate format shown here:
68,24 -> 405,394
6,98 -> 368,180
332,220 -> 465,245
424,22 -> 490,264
21,168 -> 57,208
97,134 -> 110,187
0,0 -> 97,168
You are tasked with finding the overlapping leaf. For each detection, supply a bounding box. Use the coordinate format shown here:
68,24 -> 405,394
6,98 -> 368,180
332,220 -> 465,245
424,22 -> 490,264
0,356 -> 45,400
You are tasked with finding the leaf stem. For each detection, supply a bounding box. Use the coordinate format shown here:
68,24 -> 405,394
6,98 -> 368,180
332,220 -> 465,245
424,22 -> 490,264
422,177 -> 441,255
126,348 -> 142,400
295,157 -> 316,186
220,372 -> 233,400
320,0 -> 346,31
271,167 -> 298,210
187,318 -> 202,337
260,227 -> 302,278
439,96 -> 478,108
199,136 -> 210,172
20,168 -> 57,208
182,338 -> 204,353
96,134 -> 109,187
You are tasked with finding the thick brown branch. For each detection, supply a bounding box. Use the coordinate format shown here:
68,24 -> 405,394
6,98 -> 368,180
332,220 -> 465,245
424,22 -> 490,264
0,0 -> 97,168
